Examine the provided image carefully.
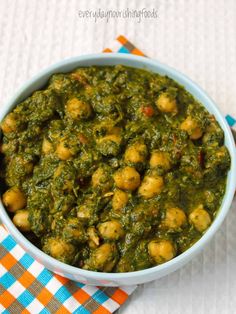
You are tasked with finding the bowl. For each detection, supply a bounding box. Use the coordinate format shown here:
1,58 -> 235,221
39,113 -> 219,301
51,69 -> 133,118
0,53 -> 236,286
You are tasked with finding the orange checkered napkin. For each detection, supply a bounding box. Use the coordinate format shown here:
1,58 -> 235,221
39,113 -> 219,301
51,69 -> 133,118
0,225 -> 136,314
103,35 -> 145,56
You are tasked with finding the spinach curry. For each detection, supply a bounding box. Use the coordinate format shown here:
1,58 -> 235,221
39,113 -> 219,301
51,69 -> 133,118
0,65 -> 230,272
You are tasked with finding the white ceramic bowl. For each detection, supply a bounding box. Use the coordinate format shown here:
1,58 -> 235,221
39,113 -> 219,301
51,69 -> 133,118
0,53 -> 236,286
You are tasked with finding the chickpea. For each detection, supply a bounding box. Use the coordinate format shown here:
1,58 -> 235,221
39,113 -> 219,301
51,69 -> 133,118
13,210 -> 31,232
42,138 -> 53,154
1,113 -> 17,133
138,175 -> 164,199
43,237 -> 76,263
66,97 -> 92,120
98,220 -> 124,240
148,239 -> 176,264
0,140 -> 17,155
56,138 -> 74,160
162,207 -> 187,230
180,116 -> 203,140
91,166 -> 113,192
156,93 -> 178,114
113,166 -> 140,191
2,187 -> 27,212
124,142 -> 147,164
150,151 -> 171,170
92,167 -> 105,187
189,206 -> 211,232
0,142 -> 7,154
112,189 -> 128,212
83,243 -> 118,272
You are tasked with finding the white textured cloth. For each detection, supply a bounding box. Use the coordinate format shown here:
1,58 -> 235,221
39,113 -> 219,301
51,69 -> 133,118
0,1 -> 236,313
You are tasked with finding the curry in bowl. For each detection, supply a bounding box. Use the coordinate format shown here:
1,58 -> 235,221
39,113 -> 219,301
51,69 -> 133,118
0,65 -> 230,272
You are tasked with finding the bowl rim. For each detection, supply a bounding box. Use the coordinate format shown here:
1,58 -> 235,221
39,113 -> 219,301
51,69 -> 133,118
0,52 -> 236,281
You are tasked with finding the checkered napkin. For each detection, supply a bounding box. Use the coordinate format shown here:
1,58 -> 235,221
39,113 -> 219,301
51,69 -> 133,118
1,35 -> 236,314
0,226 -> 135,314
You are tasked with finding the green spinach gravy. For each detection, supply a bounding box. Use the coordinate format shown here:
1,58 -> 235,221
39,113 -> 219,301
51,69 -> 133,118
0,65 -> 230,272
